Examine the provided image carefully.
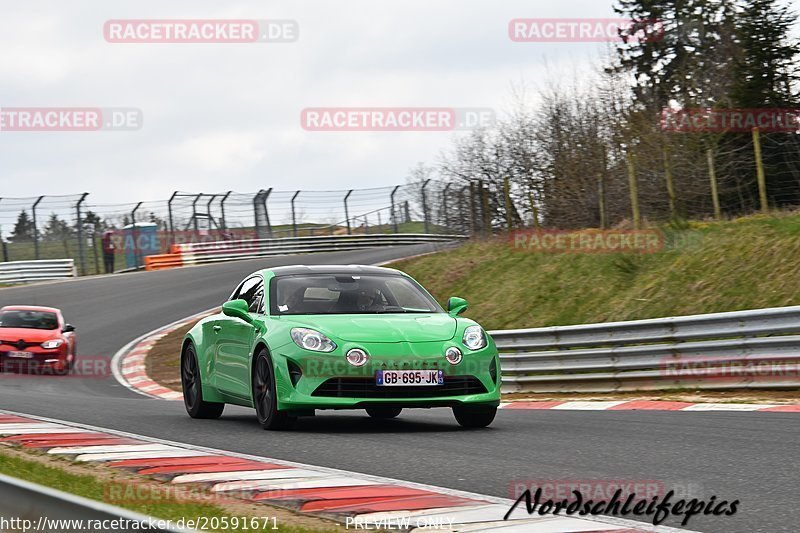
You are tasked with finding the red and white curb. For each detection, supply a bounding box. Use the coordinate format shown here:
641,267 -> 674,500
112,309 -> 218,401
0,410 -> 696,533
499,400 -> 800,412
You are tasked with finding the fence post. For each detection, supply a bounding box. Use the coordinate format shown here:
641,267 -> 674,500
263,188 -> 273,238
706,148 -> 721,220
626,152 -> 641,230
191,194 -> 202,232
480,180 -> 491,236
291,190 -> 300,237
663,146 -> 677,220
344,190 -> 353,235
253,190 -> 265,238
442,183 -> 451,231
404,201 -> 410,223
504,177 -> 513,231
206,194 -> 218,230
32,196 -> 44,260
421,179 -> 431,234
167,191 -> 178,249
364,214 -> 369,234
220,191 -> 232,230
131,202 -> 142,270
752,127 -> 769,212
468,183 -> 477,236
597,174 -> 607,229
0,198 -> 5,263
75,193 -> 89,276
390,186 -> 400,233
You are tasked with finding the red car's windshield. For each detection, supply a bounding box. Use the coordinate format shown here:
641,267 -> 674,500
0,310 -> 59,330
271,274 -> 444,315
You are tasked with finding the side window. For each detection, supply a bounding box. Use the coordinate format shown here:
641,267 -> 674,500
237,276 -> 264,314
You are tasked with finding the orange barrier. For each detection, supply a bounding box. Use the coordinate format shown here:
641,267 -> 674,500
144,254 -> 183,271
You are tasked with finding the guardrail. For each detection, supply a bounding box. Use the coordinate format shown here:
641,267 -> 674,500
492,305 -> 800,393
0,259 -> 76,285
0,473 -> 192,532
145,233 -> 466,270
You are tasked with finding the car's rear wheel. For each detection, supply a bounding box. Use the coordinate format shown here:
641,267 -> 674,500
181,344 -> 224,419
253,349 -> 296,430
366,406 -> 402,419
453,404 -> 497,428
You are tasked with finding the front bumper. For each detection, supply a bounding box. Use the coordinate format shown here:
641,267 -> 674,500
0,349 -> 70,373
271,340 -> 501,411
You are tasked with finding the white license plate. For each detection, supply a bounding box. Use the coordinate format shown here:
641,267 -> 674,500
7,351 -> 33,359
376,370 -> 443,387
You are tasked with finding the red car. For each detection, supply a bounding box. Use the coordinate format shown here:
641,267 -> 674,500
0,306 -> 77,374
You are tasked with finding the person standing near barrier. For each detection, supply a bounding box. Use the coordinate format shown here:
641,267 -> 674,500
102,231 -> 115,274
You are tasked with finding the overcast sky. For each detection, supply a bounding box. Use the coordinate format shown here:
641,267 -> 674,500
1,1 -> 648,204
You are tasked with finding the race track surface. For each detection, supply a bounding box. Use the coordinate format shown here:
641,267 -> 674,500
0,245 -> 796,533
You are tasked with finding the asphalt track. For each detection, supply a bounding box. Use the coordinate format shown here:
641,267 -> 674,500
0,244 -> 797,533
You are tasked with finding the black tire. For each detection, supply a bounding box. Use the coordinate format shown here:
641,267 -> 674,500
453,404 -> 497,428
252,349 -> 296,430
181,344 -> 224,419
366,406 -> 402,419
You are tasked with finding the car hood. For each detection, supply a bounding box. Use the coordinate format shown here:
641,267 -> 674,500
0,328 -> 60,343
286,314 -> 457,343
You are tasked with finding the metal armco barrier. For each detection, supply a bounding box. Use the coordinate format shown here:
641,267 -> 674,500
492,305 -> 800,393
0,473 -> 193,532
0,259 -> 76,284
146,233 -> 465,269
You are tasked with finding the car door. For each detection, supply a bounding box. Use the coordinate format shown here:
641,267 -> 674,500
214,275 -> 264,398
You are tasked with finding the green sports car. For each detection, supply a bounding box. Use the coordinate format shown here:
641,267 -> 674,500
180,265 -> 501,430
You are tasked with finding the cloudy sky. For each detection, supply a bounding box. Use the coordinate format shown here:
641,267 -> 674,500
1,0 -> 624,205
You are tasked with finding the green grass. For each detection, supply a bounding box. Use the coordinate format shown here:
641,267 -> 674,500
0,450 -> 336,532
388,212 -> 800,329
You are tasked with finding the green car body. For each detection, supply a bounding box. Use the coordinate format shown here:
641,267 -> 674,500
181,265 -> 501,429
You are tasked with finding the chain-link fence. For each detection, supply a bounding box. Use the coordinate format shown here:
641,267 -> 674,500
0,183 -> 468,276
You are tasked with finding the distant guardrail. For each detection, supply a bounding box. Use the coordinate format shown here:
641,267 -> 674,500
0,473 -> 193,532
145,233 -> 466,270
0,259 -> 76,285
492,306 -> 800,393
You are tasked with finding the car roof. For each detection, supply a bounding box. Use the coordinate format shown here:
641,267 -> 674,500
264,265 -> 403,277
1,305 -> 61,314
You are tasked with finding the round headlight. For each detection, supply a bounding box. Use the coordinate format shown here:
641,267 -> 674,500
290,328 -> 337,353
445,346 -> 462,365
346,348 -> 369,367
462,326 -> 487,351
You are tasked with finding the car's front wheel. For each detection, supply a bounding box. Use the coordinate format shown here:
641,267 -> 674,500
252,349 -> 296,430
181,344 -> 224,419
366,406 -> 402,419
453,404 -> 497,428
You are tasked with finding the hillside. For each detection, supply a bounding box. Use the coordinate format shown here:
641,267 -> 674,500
388,213 -> 800,330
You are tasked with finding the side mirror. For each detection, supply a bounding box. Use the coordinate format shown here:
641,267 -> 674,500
62,324 -> 76,333
447,297 -> 468,317
222,299 -> 254,324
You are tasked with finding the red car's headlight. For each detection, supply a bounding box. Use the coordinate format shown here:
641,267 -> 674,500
41,339 -> 64,350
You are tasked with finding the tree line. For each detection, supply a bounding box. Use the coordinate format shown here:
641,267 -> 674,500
411,0 -> 800,230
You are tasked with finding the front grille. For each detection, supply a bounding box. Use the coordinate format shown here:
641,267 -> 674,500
0,340 -> 36,350
312,376 -> 487,398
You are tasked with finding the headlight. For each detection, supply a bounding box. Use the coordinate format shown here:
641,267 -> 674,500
445,346 -> 462,365
346,348 -> 369,367
290,328 -> 337,353
41,339 -> 64,350
462,326 -> 487,351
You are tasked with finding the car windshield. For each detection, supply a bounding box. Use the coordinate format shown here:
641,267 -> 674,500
271,274 -> 444,315
0,310 -> 59,330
